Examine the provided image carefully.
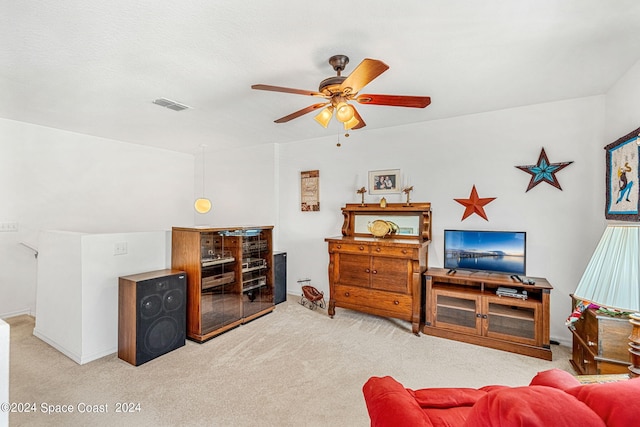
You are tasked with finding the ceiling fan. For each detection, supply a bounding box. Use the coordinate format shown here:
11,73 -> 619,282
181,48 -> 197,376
251,55 -> 431,131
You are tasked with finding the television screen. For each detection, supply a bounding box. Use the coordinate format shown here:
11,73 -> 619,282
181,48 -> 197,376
444,230 -> 526,276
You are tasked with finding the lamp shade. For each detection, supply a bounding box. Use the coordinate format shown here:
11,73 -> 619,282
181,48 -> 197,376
343,116 -> 359,130
573,225 -> 640,312
314,107 -> 334,128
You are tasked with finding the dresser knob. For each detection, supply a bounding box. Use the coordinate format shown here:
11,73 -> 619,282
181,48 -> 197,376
337,245 -> 341,249
394,300 -> 399,305
588,341 -> 596,347
359,246 -> 364,250
372,270 -> 377,274
344,292 -> 350,297
365,268 -> 370,273
376,247 -> 381,252
402,249 -> 407,254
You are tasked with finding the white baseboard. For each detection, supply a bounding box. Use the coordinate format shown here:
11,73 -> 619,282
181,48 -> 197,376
33,328 -> 82,364
33,328 -> 116,365
551,336 -> 572,347
0,308 -> 33,320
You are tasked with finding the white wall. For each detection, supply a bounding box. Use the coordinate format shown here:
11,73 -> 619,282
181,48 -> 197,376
276,96 -> 606,345
34,230 -> 169,364
190,143 -> 279,241
0,118 -> 194,318
605,59 -> 640,142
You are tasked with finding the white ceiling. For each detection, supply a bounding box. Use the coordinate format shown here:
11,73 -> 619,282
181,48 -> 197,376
2,1 -> 640,155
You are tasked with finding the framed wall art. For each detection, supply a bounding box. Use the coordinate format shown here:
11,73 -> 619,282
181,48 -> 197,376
300,170 -> 320,211
368,169 -> 401,194
605,126 -> 640,221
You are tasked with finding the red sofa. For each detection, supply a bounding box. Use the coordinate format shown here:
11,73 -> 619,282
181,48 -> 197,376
363,369 -> 639,427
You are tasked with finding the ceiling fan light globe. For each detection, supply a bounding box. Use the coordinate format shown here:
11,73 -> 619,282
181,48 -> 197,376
194,198 -> 212,214
314,106 -> 334,128
344,117 -> 359,130
335,102 -> 355,123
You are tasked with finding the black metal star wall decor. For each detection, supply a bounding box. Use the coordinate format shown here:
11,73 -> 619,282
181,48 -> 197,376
515,148 -> 573,192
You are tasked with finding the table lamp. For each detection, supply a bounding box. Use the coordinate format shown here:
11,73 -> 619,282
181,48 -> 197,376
572,224 -> 640,375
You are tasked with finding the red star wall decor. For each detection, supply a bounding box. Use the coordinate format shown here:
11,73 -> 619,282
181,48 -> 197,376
454,185 -> 496,221
515,147 -> 573,192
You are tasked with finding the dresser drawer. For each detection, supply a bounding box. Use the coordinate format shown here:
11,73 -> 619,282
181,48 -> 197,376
370,245 -> 415,258
333,285 -> 412,318
329,242 -> 370,254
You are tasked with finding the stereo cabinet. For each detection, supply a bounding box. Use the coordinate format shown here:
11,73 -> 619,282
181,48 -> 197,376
325,203 -> 432,335
171,226 -> 274,343
424,268 -> 552,360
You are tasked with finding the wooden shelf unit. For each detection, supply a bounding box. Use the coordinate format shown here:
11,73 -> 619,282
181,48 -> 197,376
171,226 -> 274,343
325,202 -> 431,335
424,268 -> 552,360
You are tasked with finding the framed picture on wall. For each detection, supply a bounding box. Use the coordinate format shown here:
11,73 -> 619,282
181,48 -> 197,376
300,170 -> 320,211
605,125 -> 640,221
368,169 -> 401,194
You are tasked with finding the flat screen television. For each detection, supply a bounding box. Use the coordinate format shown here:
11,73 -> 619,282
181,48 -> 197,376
444,230 -> 526,276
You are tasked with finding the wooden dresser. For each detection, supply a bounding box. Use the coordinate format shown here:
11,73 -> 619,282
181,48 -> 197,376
569,296 -> 632,375
325,203 -> 431,335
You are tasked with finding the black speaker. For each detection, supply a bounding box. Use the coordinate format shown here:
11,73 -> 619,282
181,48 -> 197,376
118,269 -> 186,366
274,252 -> 287,305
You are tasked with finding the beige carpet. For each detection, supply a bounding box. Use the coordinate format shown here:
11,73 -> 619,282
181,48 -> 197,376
7,297 -> 573,426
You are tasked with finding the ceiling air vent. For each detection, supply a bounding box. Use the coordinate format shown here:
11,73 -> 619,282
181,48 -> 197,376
152,98 -> 191,111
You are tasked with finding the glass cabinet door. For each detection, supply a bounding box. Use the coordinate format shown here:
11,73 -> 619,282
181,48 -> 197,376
433,288 -> 481,334
484,296 -> 539,345
200,233 -> 241,334
241,230 -> 272,318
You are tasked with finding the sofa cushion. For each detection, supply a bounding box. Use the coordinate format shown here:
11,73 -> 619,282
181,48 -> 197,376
528,368 -> 581,391
422,407 -> 474,427
565,376 -> 640,427
463,385 -> 606,427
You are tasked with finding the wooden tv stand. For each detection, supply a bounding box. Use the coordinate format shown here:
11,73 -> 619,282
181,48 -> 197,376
423,268 -> 552,360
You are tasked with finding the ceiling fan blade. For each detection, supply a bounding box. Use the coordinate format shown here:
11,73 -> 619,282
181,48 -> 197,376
352,107 -> 366,129
356,94 -> 431,108
251,84 -> 325,97
274,103 -> 328,123
339,59 -> 389,95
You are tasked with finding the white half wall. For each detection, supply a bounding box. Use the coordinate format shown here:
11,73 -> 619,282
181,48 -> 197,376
34,230 -> 169,364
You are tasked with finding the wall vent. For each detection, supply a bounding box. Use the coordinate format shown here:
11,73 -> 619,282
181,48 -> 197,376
152,98 -> 191,111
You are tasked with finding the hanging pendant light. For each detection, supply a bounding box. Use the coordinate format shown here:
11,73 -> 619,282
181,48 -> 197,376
194,144 -> 211,214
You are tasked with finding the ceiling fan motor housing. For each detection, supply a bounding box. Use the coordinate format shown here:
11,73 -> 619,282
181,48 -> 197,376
319,76 -> 346,95
319,55 -> 350,95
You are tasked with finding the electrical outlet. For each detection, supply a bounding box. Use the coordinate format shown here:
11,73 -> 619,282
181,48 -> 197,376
0,222 -> 18,232
114,242 -> 128,256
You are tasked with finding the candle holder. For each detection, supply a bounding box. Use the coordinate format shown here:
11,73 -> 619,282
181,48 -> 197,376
402,186 -> 413,206
356,187 -> 367,206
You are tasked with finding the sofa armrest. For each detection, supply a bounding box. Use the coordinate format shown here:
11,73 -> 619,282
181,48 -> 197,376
363,376 -> 433,427
528,368 -> 581,391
